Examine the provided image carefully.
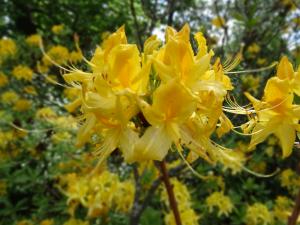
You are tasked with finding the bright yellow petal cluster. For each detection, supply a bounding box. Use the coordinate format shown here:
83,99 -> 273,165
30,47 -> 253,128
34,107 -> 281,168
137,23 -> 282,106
0,38 -> 16,62
62,25 -> 238,165
42,45 -> 69,66
51,24 -> 64,34
26,34 -> 42,46
245,203 -> 273,225
206,191 -> 233,217
0,72 -> 8,87
58,170 -> 134,218
12,65 -> 34,81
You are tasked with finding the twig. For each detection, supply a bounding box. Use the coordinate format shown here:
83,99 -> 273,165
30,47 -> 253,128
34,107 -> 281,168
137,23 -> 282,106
288,188 -> 300,225
158,160 -> 182,225
129,162 -> 187,225
129,0 -> 143,50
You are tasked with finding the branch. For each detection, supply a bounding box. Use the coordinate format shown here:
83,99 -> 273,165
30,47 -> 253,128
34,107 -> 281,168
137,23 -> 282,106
288,188 -> 300,225
158,160 -> 182,225
129,0 -> 143,50
129,162 -> 187,225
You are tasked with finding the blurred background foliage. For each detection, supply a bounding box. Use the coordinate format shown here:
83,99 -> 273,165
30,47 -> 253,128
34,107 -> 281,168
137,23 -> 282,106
0,0 -> 300,225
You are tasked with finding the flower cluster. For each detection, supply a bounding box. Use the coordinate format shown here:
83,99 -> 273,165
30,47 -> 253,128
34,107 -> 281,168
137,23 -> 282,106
63,24 -> 238,166
58,169 -> 135,218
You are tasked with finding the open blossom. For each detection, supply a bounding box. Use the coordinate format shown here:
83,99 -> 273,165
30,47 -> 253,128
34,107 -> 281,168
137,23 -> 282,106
243,56 -> 300,158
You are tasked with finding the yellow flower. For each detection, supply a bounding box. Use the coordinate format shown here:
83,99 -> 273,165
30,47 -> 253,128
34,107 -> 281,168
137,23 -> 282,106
36,107 -> 57,120
40,219 -> 54,225
1,90 -> 19,104
206,191 -> 233,217
69,51 -> 83,63
51,131 -> 72,143
16,220 -> 33,225
211,17 -> 226,28
36,61 -> 49,73
273,196 -> 293,222
280,169 -> 300,189
52,24 -> 64,34
12,65 -> 34,81
59,170 -> 134,218
43,45 -> 69,66
0,38 -> 16,60
63,218 -> 89,225
164,208 -> 199,225
217,149 -> 246,174
135,80 -> 196,161
241,74 -> 260,95
26,34 -> 42,46
13,99 -> 32,111
0,72 -> 8,87
257,58 -> 267,65
247,43 -> 261,54
245,203 -> 273,225
244,76 -> 300,158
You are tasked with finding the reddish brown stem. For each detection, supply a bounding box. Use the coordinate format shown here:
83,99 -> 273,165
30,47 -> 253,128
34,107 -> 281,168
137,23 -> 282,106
159,160 -> 182,225
288,188 -> 300,225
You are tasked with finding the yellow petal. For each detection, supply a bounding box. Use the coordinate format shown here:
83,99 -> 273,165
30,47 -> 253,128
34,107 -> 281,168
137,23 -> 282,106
274,124 -> 295,158
277,56 -> 294,80
249,122 -> 276,150
76,114 -> 97,147
134,125 -> 172,161
263,77 -> 290,103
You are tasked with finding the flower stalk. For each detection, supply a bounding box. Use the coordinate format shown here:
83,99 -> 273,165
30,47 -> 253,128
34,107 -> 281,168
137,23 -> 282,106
159,160 -> 182,225
288,188 -> 300,225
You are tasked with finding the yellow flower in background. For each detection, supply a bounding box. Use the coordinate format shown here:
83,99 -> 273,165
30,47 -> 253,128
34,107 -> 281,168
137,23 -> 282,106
273,196 -> 293,222
69,51 -> 83,63
16,220 -> 33,225
52,24 -> 64,34
43,45 -> 69,66
12,65 -> 33,81
36,61 -> 49,73
164,208 -> 199,225
1,90 -> 19,104
63,218 -> 89,225
241,74 -> 260,95
0,72 -> 8,87
211,17 -> 226,28
257,58 -> 267,65
247,43 -> 261,54
36,107 -> 57,120
0,130 -> 14,149
206,191 -> 233,217
0,38 -> 16,60
59,170 -> 134,218
217,149 -> 246,174
280,169 -> 300,189
245,203 -> 273,225
26,34 -> 42,46
13,99 -> 32,111
40,219 -> 54,225
162,178 -> 199,225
